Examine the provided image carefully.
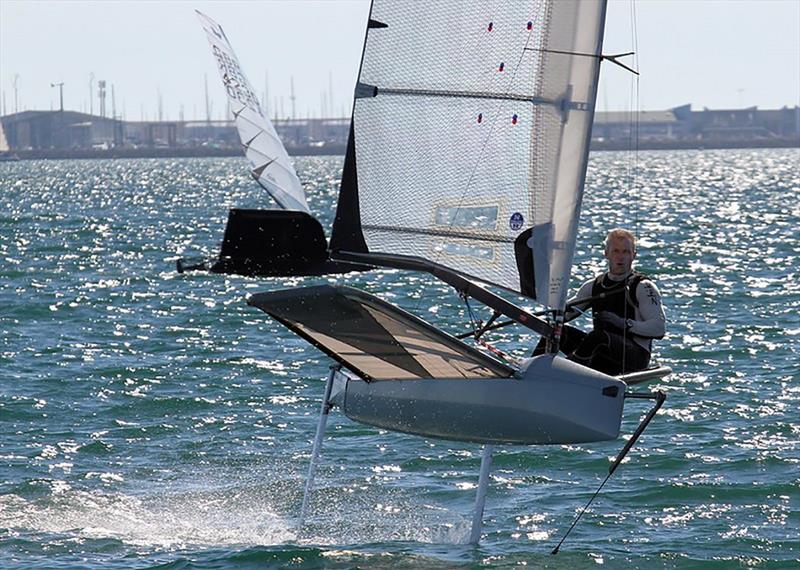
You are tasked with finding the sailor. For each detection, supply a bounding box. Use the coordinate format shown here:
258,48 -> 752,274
536,228 -> 666,375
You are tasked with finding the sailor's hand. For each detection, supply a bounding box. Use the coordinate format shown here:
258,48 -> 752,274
596,311 -> 626,331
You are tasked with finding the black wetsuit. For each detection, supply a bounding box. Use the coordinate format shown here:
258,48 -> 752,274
535,271 -> 666,375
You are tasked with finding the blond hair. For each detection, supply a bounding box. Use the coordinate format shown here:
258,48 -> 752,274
605,228 -> 636,253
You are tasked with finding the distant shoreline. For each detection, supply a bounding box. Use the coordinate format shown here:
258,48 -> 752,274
591,138 -> 799,152
10,145 -> 348,161
8,138 -> 799,161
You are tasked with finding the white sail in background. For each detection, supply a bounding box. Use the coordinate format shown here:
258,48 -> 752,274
333,0 -> 606,310
196,11 -> 309,213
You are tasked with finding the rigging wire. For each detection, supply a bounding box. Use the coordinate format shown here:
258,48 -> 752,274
621,0 -> 642,375
409,10 -> 543,337
436,10 -> 540,261
631,0 -> 641,226
461,294 -> 521,366
462,292 -> 483,334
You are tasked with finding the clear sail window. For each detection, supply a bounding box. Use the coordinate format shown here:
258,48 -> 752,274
434,206 -> 498,229
434,242 -> 495,261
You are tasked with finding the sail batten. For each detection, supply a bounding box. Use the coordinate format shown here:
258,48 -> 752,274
367,87 -> 590,108
196,11 -> 309,213
331,0 -> 607,309
361,224 -> 517,244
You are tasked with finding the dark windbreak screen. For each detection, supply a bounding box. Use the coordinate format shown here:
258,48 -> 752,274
248,285 -> 514,381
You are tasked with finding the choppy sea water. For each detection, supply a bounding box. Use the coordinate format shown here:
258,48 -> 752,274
0,149 -> 798,569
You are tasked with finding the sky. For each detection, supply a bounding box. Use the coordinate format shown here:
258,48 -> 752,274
1,0 -> 798,121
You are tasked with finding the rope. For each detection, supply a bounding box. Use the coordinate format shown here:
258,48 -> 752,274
475,337 -> 521,367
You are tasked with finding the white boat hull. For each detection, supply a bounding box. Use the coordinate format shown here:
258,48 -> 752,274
331,354 -> 626,445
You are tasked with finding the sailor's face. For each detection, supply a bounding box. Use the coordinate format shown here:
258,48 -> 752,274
605,237 -> 635,275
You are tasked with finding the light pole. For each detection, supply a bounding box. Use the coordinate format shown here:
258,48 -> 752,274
98,80 -> 106,117
89,73 -> 95,115
13,74 -> 19,113
51,82 -> 64,112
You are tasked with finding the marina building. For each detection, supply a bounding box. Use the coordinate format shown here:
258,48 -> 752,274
1,105 -> 797,157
